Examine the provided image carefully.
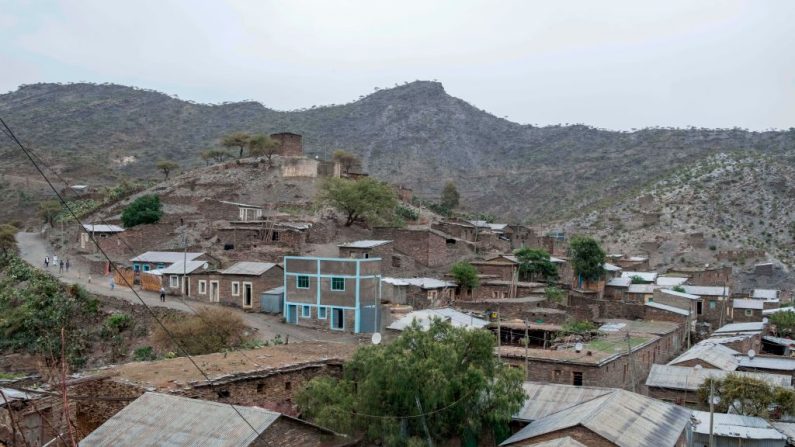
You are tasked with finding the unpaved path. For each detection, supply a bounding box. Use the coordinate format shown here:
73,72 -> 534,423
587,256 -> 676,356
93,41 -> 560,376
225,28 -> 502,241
15,231 -> 357,344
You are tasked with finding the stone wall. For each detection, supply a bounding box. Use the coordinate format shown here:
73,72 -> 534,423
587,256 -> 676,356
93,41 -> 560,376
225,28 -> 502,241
255,417 -> 352,447
270,133 -> 303,156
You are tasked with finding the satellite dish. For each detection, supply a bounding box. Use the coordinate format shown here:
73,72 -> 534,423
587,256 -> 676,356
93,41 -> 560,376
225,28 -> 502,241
575,342 -> 583,353
694,364 -> 703,369
711,395 -> 721,405
748,349 -> 756,360
763,317 -> 769,325
371,332 -> 382,345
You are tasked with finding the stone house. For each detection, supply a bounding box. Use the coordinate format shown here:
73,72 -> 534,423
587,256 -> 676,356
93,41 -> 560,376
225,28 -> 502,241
471,254 -> 573,287
337,239 -> 411,274
372,227 -> 473,269
79,224 -> 125,252
283,256 -> 382,333
682,285 -> 732,328
732,299 -> 765,323
270,132 -> 303,156
380,277 -> 456,308
217,221 -> 312,253
651,288 -> 700,316
79,392 -> 350,447
666,265 -> 733,287
462,279 -> 545,301
191,261 -> 283,309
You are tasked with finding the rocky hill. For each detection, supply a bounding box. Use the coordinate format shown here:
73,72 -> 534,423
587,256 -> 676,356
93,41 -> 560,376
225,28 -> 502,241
1,81 -> 794,223
554,151 -> 795,290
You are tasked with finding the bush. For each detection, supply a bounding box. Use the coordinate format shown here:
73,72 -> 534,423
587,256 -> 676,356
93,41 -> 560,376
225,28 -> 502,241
450,261 -> 479,290
105,313 -> 133,331
395,205 -> 419,221
133,346 -> 157,361
121,195 -> 162,227
560,320 -> 597,336
152,308 -> 251,356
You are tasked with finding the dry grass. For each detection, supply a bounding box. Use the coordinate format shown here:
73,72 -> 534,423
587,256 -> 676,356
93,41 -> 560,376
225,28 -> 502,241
153,308 -> 250,356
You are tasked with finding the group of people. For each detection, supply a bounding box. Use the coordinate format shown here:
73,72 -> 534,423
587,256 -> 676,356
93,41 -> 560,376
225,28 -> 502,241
43,255 -> 69,273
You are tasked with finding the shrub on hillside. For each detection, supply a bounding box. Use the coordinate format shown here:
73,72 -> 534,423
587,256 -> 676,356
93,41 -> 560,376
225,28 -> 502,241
152,308 -> 250,356
121,195 -> 162,228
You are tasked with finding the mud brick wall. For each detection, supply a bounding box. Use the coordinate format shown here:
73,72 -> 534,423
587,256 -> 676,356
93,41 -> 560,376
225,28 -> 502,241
72,379 -> 144,438
504,426 -> 626,447
255,417 -> 351,447
270,133 -> 303,156
731,307 -> 763,323
644,306 -> 689,323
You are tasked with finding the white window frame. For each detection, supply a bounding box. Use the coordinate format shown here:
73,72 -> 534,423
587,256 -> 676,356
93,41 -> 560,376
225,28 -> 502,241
231,281 -> 240,296
242,282 -> 253,308
169,275 -> 179,288
210,280 -> 220,302
198,280 -> 207,295
744,309 -> 754,317
301,305 -> 311,318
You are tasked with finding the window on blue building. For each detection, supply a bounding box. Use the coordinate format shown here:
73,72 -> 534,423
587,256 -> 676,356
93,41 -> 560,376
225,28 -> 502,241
302,305 -> 311,318
297,275 -> 310,289
318,307 -> 327,319
331,277 -> 345,291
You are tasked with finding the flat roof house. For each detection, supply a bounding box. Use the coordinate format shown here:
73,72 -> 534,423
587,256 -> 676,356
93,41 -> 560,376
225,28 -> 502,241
283,256 -> 382,333
191,262 -> 284,309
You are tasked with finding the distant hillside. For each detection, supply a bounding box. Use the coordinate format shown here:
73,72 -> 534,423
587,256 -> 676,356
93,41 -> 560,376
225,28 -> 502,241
1,81 -> 794,223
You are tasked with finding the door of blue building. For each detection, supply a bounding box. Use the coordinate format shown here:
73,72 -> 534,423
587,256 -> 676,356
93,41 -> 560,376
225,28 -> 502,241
286,304 -> 297,324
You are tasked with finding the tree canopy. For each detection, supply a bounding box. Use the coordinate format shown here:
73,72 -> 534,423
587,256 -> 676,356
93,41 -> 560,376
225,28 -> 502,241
318,177 -> 397,226
332,149 -> 362,174
296,319 -> 525,445
156,160 -> 179,180
221,132 -> 252,158
568,235 -> 606,282
699,374 -> 795,418
0,224 -> 17,254
121,194 -> 163,228
769,311 -> 795,337
248,134 -> 281,165
450,261 -> 479,290
440,181 -> 460,210
514,247 -> 558,282
201,148 -> 231,164
38,200 -> 62,226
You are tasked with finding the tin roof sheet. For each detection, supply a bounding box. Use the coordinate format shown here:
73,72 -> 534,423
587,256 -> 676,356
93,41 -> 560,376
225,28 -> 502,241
645,302 -> 690,316
159,261 -> 209,275
691,410 -> 785,440
682,285 -> 730,296
603,263 -> 622,272
338,240 -> 392,249
645,364 -> 792,390
753,289 -> 780,300
387,308 -> 488,331
737,355 -> 795,371
82,224 -> 125,233
764,307 -> 795,316
668,342 -> 739,370
713,322 -> 765,335
656,277 -> 689,287
621,271 -> 658,282
733,299 -> 764,310
627,284 -> 658,294
514,382 -> 612,422
130,251 -> 204,264
763,336 -> 795,347
772,422 -> 795,441
606,277 -> 631,287
660,289 -> 700,300
220,262 -> 278,276
381,277 -> 455,289
78,392 -> 279,446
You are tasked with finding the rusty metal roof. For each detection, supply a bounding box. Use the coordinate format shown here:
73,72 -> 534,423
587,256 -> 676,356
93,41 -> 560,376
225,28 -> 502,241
79,392 -> 279,446
501,389 -> 691,447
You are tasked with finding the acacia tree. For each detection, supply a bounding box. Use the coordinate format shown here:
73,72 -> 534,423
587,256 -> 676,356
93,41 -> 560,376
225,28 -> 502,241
248,134 -> 281,166
450,261 -> 479,291
568,235 -> 606,283
332,150 -> 362,174
156,160 -> 179,180
296,319 -> 525,445
221,132 -> 251,158
318,177 -> 397,226
38,200 -> 62,226
440,180 -> 460,210
201,148 -> 231,164
699,374 -> 795,417
514,247 -> 558,282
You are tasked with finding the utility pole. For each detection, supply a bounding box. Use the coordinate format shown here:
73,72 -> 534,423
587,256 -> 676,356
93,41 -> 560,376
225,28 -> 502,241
524,320 -> 529,381
709,380 -> 715,447
626,331 -> 637,393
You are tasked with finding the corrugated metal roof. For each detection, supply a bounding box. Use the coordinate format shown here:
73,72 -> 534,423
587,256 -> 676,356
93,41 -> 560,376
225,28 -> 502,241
83,224 -> 125,233
501,389 -> 691,447
219,200 -> 262,209
656,277 -> 688,287
733,299 -> 764,310
645,364 -> 792,390
772,422 -> 795,441
713,322 -> 765,335
646,302 -> 690,316
130,251 -> 204,264
78,392 -> 280,446
0,387 -> 36,405
682,285 -> 730,297
737,355 -> 795,371
691,411 -> 786,440
621,271 -> 658,282
706,334 -> 755,345
603,262 -> 622,272
387,308 -> 488,331
159,261 -> 208,275
763,336 -> 795,347
660,289 -> 700,300
627,284 -> 658,294
381,277 -> 455,289
764,307 -> 795,316
668,342 -> 739,371
514,382 -> 612,422
753,289 -> 779,300
220,262 -> 278,276
338,239 -> 392,248
606,277 -> 631,287
518,437 -> 588,447
263,286 -> 284,295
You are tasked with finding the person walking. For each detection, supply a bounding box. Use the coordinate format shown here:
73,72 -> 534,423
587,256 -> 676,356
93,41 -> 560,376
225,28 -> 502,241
59,260 -> 64,274
53,255 -> 59,267
159,287 -> 166,302
44,256 -> 49,268
65,259 -> 70,272
109,276 -> 115,290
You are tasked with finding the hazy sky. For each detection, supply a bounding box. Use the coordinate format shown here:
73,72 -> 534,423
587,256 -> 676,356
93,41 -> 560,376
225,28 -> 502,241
1,0 -> 793,130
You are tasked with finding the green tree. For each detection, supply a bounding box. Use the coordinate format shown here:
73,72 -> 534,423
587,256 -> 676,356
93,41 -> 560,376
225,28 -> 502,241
222,132 -> 252,158
450,261 -> 479,291
121,195 -> 162,228
201,148 -> 231,165
248,134 -> 281,166
514,247 -> 558,282
332,149 -> 362,174
672,285 -> 686,293
0,224 -> 17,254
319,177 -> 397,226
38,200 -> 61,226
440,180 -> 460,210
296,319 -> 525,445
544,285 -> 565,303
560,320 -> 597,336
699,374 -> 795,417
629,275 -> 645,284
769,311 -> 795,336
156,160 -> 179,180
568,235 -> 606,282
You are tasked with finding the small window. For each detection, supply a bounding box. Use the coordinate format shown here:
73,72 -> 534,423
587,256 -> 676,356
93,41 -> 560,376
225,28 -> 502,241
156,263 -> 165,270
331,308 -> 344,330
256,383 -> 264,393
285,381 -> 292,391
318,307 -> 328,319
331,277 -> 345,291
572,371 -> 583,386
232,282 -> 240,296
297,275 -> 310,289
133,263 -> 140,272
143,264 -> 150,272
745,309 -> 754,317
709,301 -> 716,310
364,253 -> 370,259
198,280 -> 207,294
169,275 -> 179,288
271,231 -> 280,241
392,256 -> 401,268
217,389 -> 230,399
302,305 -> 311,318
648,297 -> 653,303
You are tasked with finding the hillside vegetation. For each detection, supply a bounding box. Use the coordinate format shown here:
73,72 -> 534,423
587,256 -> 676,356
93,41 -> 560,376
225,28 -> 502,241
1,81 -> 794,224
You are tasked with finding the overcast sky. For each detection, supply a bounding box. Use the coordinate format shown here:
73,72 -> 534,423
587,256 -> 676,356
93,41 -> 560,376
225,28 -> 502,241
1,0 -> 793,130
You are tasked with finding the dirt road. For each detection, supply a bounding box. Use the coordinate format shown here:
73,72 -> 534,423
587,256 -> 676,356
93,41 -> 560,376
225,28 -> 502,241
15,231 -> 357,344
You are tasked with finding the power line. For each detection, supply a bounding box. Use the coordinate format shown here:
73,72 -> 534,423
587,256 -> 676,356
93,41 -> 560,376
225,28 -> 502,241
0,116 -> 263,438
